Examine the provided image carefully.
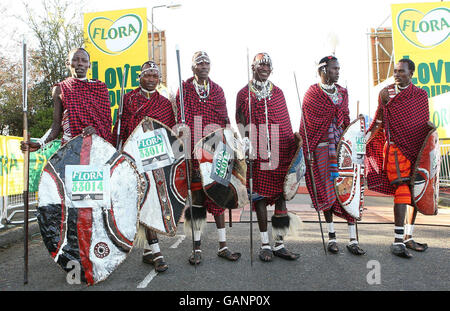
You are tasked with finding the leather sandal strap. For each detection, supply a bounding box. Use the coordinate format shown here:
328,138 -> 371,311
143,250 -> 153,256
272,244 -> 285,251
218,246 -> 228,253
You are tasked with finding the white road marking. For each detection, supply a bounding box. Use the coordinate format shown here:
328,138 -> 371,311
137,270 -> 157,288
170,235 -> 186,248
137,235 -> 186,288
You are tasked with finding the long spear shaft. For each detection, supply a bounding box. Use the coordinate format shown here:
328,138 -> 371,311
115,65 -> 129,150
175,46 -> 196,269
346,83 -> 361,242
246,49 -> 254,266
22,40 -> 30,284
293,72 -> 327,255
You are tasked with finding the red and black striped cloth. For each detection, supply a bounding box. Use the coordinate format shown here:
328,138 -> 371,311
176,77 -> 230,216
57,77 -> 112,144
300,83 -> 354,221
236,84 -> 296,205
366,83 -> 429,195
112,87 -> 176,145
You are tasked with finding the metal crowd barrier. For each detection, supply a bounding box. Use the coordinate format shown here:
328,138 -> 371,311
0,192 -> 38,227
441,140 -> 450,186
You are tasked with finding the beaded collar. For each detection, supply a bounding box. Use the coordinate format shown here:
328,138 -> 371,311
193,78 -> 210,101
250,79 -> 273,101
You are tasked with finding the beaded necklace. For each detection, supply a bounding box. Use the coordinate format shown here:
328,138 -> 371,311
394,83 -> 411,94
193,78 -> 210,101
319,82 -> 339,103
249,79 -> 273,101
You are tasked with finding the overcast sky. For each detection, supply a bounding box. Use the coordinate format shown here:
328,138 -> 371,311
1,0 -> 442,130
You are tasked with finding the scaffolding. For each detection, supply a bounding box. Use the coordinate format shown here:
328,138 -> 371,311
368,27 -> 395,86
147,18 -> 167,86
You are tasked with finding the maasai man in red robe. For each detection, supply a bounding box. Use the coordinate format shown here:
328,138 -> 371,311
236,53 -> 301,262
366,59 -> 429,258
176,51 -> 241,265
300,56 -> 365,255
21,47 -> 112,149
112,61 -> 175,272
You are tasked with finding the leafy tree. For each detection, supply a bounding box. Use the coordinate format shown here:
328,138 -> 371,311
0,0 -> 85,137
0,55 -> 25,136
24,0 -> 86,137
24,0 -> 85,102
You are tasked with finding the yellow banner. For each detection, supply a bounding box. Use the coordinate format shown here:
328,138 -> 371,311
84,8 -> 149,124
0,136 -> 61,196
391,2 -> 450,138
0,136 -> 23,196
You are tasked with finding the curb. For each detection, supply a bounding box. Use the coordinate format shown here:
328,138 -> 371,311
0,221 -> 40,249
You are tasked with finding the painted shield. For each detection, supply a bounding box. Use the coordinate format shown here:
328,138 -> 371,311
410,122 -> 440,215
283,144 -> 306,201
37,134 -> 140,285
122,117 -> 187,236
194,128 -> 249,209
334,117 -> 366,220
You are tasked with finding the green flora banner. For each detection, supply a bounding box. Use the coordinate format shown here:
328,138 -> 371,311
0,136 -> 60,196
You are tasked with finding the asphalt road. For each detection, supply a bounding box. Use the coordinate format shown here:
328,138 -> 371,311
1,221 -> 449,294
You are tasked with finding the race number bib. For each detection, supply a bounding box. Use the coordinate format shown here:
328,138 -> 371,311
134,128 -> 175,173
210,141 -> 234,186
65,165 -> 111,208
351,132 -> 366,165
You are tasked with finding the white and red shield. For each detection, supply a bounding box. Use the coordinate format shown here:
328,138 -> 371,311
411,123 -> 440,215
37,134 -> 140,285
334,117 -> 366,220
194,128 -> 249,209
122,117 -> 187,236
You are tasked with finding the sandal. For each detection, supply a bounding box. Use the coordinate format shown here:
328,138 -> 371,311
258,246 -> 273,262
346,243 -> 366,256
327,240 -> 339,254
391,243 -> 413,258
273,245 -> 299,260
188,250 -> 202,265
217,247 -> 241,261
142,250 -> 153,265
404,239 -> 428,252
153,256 -> 168,273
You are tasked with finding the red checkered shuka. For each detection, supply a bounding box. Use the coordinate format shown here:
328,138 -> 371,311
176,77 -> 230,216
299,83 -> 350,211
366,83 -> 429,195
236,84 -> 296,205
57,77 -> 112,144
112,87 -> 176,146
176,77 -> 230,157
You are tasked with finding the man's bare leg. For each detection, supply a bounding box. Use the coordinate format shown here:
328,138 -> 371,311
214,213 -> 241,261
404,205 -> 428,251
143,229 -> 168,272
255,200 -> 272,262
324,210 -> 338,254
391,203 -> 412,258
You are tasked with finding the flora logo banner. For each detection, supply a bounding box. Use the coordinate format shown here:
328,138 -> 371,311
391,2 -> 450,138
88,14 -> 143,55
397,7 -> 449,49
84,8 -> 148,124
